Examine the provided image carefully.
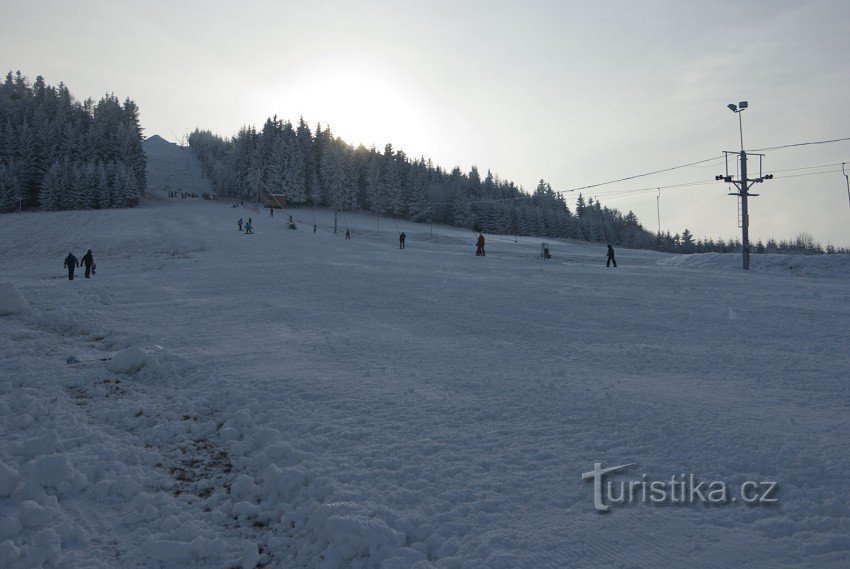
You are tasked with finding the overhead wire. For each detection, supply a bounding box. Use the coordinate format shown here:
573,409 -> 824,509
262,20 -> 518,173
554,155 -> 723,194
544,135 -> 848,201
749,137 -> 850,152
591,163 -> 850,204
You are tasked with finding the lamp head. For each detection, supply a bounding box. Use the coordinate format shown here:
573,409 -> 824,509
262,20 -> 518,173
727,103 -> 738,112
738,101 -> 748,109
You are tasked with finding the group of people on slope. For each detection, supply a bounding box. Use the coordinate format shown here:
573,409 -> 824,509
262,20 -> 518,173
169,191 -> 207,199
63,250 -> 96,280
231,218 -> 617,265
475,232 -> 617,266
238,217 -> 253,234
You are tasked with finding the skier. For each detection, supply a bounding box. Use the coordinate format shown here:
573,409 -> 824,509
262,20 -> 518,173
313,224 -> 317,233
269,207 -> 274,218
237,218 -> 243,231
475,233 -> 486,256
606,244 -> 617,268
63,252 -> 79,280
345,229 -> 351,239
245,220 -> 253,234
399,232 -> 406,249
81,249 -> 95,278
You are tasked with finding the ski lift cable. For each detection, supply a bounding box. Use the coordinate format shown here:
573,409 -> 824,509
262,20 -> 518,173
584,157 -> 849,201
749,136 -> 850,152
554,155 -> 724,195
768,161 -> 849,174
553,141 -> 847,197
773,168 -> 846,180
593,167 -> 849,205
593,179 -> 716,197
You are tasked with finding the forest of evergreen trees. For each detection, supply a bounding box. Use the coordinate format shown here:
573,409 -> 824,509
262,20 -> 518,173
189,117 -> 843,254
0,71 -> 146,213
188,118 -> 658,248
653,228 -> 846,255
2,70 -> 839,255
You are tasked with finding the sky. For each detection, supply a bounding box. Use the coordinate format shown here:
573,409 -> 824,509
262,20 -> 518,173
2,0 -> 849,246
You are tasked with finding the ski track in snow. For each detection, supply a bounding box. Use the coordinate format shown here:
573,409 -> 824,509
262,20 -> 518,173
0,197 -> 849,568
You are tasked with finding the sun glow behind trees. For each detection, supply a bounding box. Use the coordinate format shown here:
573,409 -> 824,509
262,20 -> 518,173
241,61 -> 432,158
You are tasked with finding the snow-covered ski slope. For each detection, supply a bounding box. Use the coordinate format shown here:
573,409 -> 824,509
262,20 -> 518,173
143,135 -> 214,199
0,197 -> 848,568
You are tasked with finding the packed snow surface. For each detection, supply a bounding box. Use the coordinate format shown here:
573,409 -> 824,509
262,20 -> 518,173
0,198 -> 848,568
0,282 -> 27,316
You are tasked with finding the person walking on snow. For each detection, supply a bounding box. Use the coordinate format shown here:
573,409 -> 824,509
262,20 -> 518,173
245,220 -> 253,234
237,218 -> 243,231
269,207 -> 274,218
399,232 -> 406,249
64,252 -> 79,280
475,233 -> 486,256
81,249 -> 95,278
345,229 -> 351,239
606,244 -> 617,268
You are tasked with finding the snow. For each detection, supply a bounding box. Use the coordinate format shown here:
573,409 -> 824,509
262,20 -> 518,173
26,454 -> 78,489
106,347 -> 155,375
0,282 -> 27,316
0,194 -> 848,568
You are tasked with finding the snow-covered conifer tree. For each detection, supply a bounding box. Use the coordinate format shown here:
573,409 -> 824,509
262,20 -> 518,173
39,161 -> 62,210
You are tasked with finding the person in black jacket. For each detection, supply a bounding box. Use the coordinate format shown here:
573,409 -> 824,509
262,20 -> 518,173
476,234 -> 486,256
606,244 -> 617,268
81,250 -> 95,278
64,252 -> 79,280
399,232 -> 406,249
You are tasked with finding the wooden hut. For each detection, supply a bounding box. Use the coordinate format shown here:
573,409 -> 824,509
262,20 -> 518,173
266,194 -> 286,209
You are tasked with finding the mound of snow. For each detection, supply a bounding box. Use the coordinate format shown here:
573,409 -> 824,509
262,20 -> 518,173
0,282 -> 27,316
27,454 -> 77,488
106,347 -> 154,375
0,461 -> 20,497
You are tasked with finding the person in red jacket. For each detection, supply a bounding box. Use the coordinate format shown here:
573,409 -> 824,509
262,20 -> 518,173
476,233 -> 486,256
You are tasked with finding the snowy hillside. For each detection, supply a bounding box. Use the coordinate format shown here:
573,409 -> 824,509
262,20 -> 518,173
0,199 -> 848,568
143,135 -> 213,198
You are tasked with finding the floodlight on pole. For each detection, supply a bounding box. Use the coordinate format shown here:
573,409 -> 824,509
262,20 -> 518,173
728,101 -> 746,152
